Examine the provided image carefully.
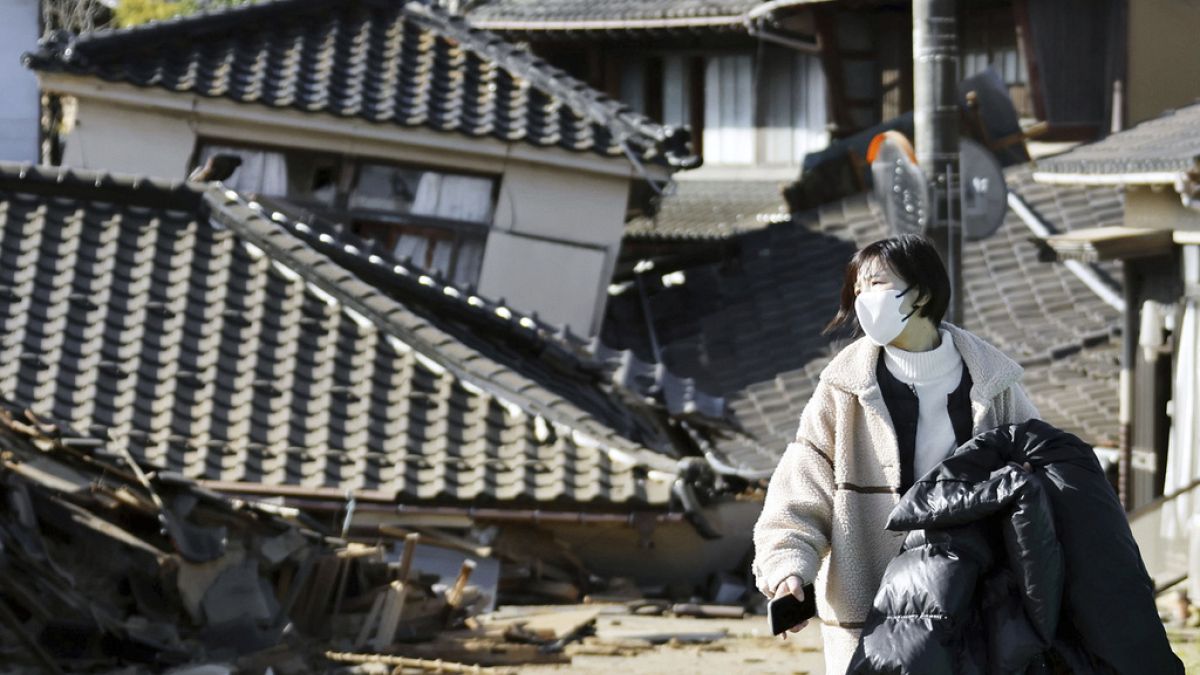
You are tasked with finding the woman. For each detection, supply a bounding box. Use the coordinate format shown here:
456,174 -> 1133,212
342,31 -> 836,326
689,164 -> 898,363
752,234 -> 1040,675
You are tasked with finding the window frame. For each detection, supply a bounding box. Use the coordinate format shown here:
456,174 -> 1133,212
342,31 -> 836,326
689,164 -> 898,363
191,137 -> 500,286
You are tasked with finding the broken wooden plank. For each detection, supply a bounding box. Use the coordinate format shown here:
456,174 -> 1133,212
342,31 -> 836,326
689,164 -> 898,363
670,603 -> 745,619
446,559 -> 476,609
353,592 -> 386,650
325,650 -> 517,673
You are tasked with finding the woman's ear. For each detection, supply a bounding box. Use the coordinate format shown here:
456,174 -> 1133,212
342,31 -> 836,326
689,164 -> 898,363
912,289 -> 930,313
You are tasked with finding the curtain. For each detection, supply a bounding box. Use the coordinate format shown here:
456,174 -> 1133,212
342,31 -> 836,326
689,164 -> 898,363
411,173 -> 494,223
1164,298 -> 1200,541
761,48 -> 829,166
199,144 -> 288,196
662,55 -> 692,129
451,237 -> 486,287
393,233 -> 429,267
702,54 -> 755,165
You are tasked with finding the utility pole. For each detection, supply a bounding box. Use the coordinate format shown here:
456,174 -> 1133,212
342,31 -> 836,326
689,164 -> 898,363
913,0 -> 963,325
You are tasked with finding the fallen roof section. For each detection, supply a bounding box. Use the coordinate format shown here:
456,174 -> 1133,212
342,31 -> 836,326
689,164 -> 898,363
0,162 -> 698,510
24,0 -> 698,170
603,166 -> 1127,474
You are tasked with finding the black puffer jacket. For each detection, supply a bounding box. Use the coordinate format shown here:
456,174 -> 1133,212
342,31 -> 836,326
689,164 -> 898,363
849,419 -> 1182,675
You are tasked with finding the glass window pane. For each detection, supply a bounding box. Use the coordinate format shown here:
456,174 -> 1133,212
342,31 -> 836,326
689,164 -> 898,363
286,154 -> 340,206
393,232 -> 429,266
198,144 -> 288,196
662,55 -> 691,128
452,237 -> 486,287
429,239 -> 454,276
411,173 -> 494,224
620,57 -> 646,114
761,48 -> 828,166
349,164 -> 424,213
703,54 -> 754,165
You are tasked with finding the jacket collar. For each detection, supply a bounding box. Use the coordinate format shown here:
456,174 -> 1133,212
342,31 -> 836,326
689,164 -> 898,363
820,323 -> 1023,406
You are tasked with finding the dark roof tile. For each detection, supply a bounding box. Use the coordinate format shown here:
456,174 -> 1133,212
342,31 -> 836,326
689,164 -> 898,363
0,162 -> 680,508
1036,101 -> 1200,178
603,166 -> 1126,474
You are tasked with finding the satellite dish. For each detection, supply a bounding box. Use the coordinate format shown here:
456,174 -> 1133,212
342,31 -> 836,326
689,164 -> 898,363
869,131 -> 928,236
959,138 -> 1008,241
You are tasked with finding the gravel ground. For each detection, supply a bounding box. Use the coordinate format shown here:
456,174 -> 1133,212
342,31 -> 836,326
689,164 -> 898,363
491,606 -> 826,675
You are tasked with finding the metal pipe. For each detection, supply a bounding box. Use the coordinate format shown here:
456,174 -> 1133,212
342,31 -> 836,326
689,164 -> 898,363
1119,259 -> 1139,510
914,0 -> 963,324
1007,191 -> 1127,312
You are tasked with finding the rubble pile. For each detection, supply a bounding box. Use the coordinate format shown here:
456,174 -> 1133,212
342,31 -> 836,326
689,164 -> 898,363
0,403 -> 343,672
0,401 -> 759,673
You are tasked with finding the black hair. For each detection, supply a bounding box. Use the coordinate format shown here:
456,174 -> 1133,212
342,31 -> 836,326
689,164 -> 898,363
823,234 -> 951,335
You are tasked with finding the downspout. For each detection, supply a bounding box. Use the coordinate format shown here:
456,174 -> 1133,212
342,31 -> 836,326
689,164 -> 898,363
1120,260 -> 1140,510
1007,191 -> 1127,312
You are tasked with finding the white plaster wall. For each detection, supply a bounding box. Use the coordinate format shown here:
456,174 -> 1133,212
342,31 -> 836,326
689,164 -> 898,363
483,163 -> 630,335
61,98 -> 197,178
477,231 -> 610,333
0,0 -> 40,163
55,89 -> 633,336
493,161 -> 629,247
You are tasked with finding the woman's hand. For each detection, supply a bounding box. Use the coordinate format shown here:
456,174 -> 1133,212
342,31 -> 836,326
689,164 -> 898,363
773,576 -> 810,638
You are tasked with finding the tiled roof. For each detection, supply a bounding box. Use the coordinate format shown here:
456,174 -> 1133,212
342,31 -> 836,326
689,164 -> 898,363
1034,101 -> 1200,180
24,0 -> 697,169
625,179 -> 791,240
0,162 -> 688,509
602,167 -> 1126,474
465,0 -> 764,30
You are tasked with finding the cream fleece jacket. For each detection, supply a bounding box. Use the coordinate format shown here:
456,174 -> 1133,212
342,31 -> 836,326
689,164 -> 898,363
752,323 -> 1039,675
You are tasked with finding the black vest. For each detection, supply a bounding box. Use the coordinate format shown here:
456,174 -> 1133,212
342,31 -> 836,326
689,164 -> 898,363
875,352 -> 974,495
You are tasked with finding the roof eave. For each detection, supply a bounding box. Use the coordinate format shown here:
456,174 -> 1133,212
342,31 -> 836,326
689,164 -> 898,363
1031,170 -> 1183,187
470,15 -> 748,31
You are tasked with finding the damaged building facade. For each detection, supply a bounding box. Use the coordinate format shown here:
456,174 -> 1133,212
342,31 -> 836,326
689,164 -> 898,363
14,0 -> 772,612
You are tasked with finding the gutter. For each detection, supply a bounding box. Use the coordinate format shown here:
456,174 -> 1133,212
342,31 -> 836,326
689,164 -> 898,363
1007,191 -> 1127,312
35,73 -> 658,182
470,15 -> 748,31
1033,161 -> 1200,213
1030,170 -> 1181,187
743,0 -> 822,54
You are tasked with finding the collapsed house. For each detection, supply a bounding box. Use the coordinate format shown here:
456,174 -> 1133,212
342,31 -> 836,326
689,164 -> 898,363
0,160 -> 760,607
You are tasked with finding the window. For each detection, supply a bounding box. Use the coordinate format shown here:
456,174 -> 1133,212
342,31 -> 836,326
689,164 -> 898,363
962,8 -> 1032,118
760,46 -> 829,166
347,162 -> 494,286
197,144 -> 289,195
193,141 -> 497,287
701,50 -> 828,166
703,54 -> 756,165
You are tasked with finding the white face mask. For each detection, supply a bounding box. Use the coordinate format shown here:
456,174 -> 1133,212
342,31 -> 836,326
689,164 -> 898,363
854,286 -> 916,346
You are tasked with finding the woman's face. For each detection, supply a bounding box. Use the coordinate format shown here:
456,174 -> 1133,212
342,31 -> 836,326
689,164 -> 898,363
854,258 -> 906,298
854,258 -> 927,334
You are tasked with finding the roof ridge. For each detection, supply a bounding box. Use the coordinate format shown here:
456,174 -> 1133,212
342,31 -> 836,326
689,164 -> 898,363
403,1 -> 697,168
0,162 -> 203,206
25,0 -> 699,170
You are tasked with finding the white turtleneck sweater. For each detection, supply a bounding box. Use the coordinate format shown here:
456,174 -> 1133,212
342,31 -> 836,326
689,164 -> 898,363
883,329 -> 964,480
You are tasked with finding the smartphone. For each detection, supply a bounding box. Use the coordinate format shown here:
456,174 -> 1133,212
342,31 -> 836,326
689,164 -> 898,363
768,584 -> 817,635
